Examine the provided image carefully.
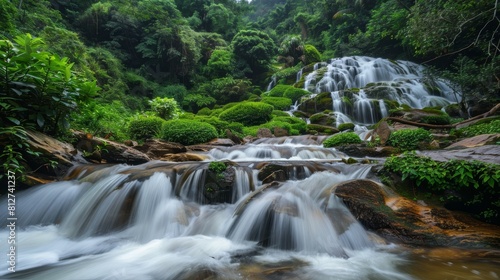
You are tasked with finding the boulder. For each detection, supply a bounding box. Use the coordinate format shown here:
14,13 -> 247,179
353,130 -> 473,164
257,128 -> 273,138
74,131 -> 150,164
445,134 -> 500,149
372,121 -> 392,145
420,145 -> 500,165
208,138 -> 236,146
134,139 -> 186,158
337,144 -> 399,158
160,153 -> 206,162
334,179 -> 500,248
273,127 -> 289,137
25,130 -> 84,177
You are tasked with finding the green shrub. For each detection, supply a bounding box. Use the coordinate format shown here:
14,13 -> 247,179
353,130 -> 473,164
149,97 -> 181,120
303,44 -> 321,65
421,115 -> 451,125
338,122 -> 355,131
283,87 -> 310,103
455,119 -> 500,137
387,128 -> 433,151
267,84 -> 293,97
383,152 -> 500,224
197,107 -> 212,116
219,102 -> 273,126
272,110 -> 291,117
323,132 -> 361,147
273,116 -> 307,134
128,115 -> 165,140
161,119 -> 218,145
195,116 -> 244,137
262,97 -> 293,110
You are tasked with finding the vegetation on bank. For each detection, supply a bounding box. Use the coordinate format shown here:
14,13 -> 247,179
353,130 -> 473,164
382,152 -> 500,224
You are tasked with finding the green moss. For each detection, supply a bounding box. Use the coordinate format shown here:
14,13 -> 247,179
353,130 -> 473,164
338,122 -> 355,131
387,128 -> 433,151
219,102 -> 274,126
161,119 -> 218,145
261,96 -> 293,110
323,132 -> 362,147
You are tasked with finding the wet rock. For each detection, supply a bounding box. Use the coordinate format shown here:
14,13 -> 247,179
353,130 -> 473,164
372,121 -> 392,145
419,145 -> 500,165
309,112 -> 336,126
25,130 -> 83,177
306,124 -> 339,134
445,134 -> 500,149
208,138 -> 236,146
74,131 -> 150,164
160,153 -> 206,162
226,129 -> 242,144
273,127 -> 289,137
133,139 -> 186,158
334,179 -> 500,248
204,165 -> 236,204
257,128 -> 273,138
262,170 -> 288,184
337,144 -> 399,158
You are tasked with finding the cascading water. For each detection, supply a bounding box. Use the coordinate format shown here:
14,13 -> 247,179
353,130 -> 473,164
0,143 -> 423,280
291,56 -> 460,126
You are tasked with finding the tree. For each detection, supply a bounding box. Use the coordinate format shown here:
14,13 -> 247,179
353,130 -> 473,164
231,29 -> 277,79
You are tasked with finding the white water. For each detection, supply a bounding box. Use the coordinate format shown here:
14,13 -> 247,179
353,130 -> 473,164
280,56 -> 460,126
0,144 -> 417,279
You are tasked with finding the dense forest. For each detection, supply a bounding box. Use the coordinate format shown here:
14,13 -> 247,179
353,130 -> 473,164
1,0 -> 499,175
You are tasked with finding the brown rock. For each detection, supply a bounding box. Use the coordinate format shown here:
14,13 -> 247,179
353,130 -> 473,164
273,127 -> 289,137
226,129 -> 242,145
373,121 -> 392,145
257,128 -> 273,138
446,134 -> 500,149
74,131 -> 150,164
134,139 -> 186,158
208,138 -> 235,146
160,153 -> 206,162
334,179 -> 500,248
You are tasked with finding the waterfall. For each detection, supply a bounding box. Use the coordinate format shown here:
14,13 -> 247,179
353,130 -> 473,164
298,56 -> 458,125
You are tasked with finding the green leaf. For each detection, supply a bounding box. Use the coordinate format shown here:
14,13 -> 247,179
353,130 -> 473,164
36,114 -> 45,127
6,117 -> 20,125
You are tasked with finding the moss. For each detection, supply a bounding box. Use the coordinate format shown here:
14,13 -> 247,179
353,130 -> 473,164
323,132 -> 362,147
161,119 -> 218,145
262,96 -> 293,110
128,115 -> 165,140
338,122 -> 355,131
219,102 -> 274,126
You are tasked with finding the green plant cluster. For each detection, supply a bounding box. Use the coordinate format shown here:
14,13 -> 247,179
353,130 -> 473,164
387,128 -> 433,151
453,119 -> 500,138
383,152 -> 500,223
261,97 -> 293,111
208,161 -> 227,174
219,102 -> 273,126
338,123 -> 355,131
161,119 -> 217,146
128,115 -> 165,140
323,132 -> 361,147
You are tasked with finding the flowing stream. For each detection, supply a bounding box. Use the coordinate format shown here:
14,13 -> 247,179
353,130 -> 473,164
1,140 -> 499,279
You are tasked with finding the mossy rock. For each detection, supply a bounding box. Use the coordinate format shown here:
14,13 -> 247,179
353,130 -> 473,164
307,124 -> 339,135
309,112 -> 336,126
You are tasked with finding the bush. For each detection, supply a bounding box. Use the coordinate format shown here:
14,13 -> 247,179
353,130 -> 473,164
161,119 -> 218,145
387,128 -> 433,151
383,152 -> 500,224
219,102 -> 274,126
262,97 -> 293,110
323,132 -> 361,147
283,87 -> 310,103
195,116 -> 244,137
128,115 -> 165,140
149,97 -> 181,120
266,84 -> 293,97
197,107 -> 212,116
273,116 -> 307,134
455,119 -> 500,137
303,44 -> 321,65
421,115 -> 451,125
338,122 -> 355,131
272,110 -> 291,117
